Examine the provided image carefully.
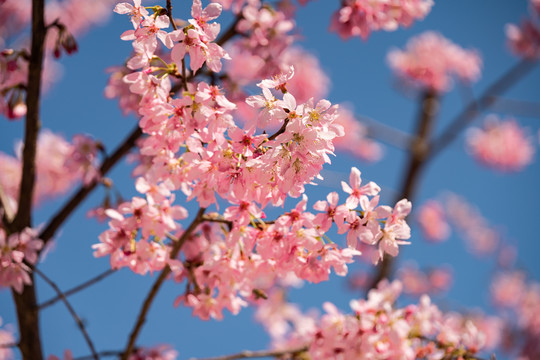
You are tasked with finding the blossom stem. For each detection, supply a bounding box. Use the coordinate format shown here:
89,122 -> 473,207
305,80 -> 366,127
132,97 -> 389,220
120,207 -> 207,360
33,267 -> 100,360
166,0 -> 178,31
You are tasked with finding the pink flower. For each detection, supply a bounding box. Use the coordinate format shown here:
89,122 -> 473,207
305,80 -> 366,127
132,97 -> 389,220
341,167 -> 380,209
330,0 -> 433,40
388,31 -> 482,92
114,0 -> 149,29
0,318 -> 15,360
466,116 -> 535,172
506,20 -> 540,59
332,107 -> 382,162
417,200 -> 450,242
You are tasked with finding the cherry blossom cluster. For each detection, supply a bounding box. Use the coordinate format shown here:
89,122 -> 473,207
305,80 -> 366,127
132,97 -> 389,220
444,193 -> 499,256
0,49 -> 28,119
491,271 -> 540,359
0,227 -> 43,293
92,194 -> 188,275
222,1 -> 335,105
466,115 -> 535,172
332,107 -> 383,162
0,130 -> 100,210
387,31 -> 482,92
96,0 -> 413,321
416,200 -> 450,243
257,280 -> 492,359
0,318 -> 15,360
506,0 -> 540,59
330,0 -> 434,40
397,262 -> 453,296
0,0 -> 118,120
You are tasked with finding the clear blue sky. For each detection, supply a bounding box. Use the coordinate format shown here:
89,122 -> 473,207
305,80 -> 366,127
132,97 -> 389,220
0,1 -> 539,359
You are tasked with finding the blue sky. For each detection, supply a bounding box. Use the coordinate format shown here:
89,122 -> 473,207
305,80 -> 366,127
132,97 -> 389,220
1,0 -> 539,359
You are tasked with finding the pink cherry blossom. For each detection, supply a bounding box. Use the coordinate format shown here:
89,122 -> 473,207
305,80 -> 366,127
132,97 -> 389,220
341,167 -> 381,209
445,193 -> 499,256
466,115 -> 535,172
0,318 -> 15,360
388,31 -> 482,92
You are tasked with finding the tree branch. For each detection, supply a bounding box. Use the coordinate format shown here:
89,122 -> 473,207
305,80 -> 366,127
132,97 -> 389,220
10,0 -> 46,232
33,267 -> 99,360
120,207 -> 207,360
187,345 -> 309,360
368,90 -> 439,290
216,14 -> 242,47
357,114 -> 412,149
38,126 -> 143,247
10,1 -> 47,359
487,96 -> 540,118
38,268 -> 117,310
430,58 -> 537,158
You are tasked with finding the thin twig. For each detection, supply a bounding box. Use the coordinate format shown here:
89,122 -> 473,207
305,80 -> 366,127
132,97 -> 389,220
38,126 -> 143,248
0,342 -> 18,348
187,345 -> 309,360
430,58 -> 537,158
39,268 -> 117,309
33,268 -> 99,360
166,0 -> 178,31
259,118 -> 290,147
73,350 -> 123,360
368,90 -> 439,291
216,14 -> 242,47
10,0 -> 46,232
10,1 -> 47,359
356,115 -> 412,149
120,207 -> 207,360
487,96 -> 540,118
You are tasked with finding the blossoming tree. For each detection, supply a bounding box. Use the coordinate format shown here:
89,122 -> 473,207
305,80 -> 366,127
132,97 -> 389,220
0,0 -> 539,360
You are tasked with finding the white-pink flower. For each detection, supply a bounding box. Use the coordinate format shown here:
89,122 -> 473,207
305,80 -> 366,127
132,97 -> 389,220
466,116 -> 535,172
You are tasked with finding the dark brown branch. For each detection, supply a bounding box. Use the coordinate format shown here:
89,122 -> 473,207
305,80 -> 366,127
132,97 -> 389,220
430,59 -> 537,158
187,345 -> 309,360
38,126 -> 143,247
267,119 -> 289,142
120,207 -> 207,360
38,268 -> 117,309
166,0 -> 178,31
33,268 -> 99,360
10,0 -> 46,231
10,1 -> 47,359
368,90 -> 439,291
